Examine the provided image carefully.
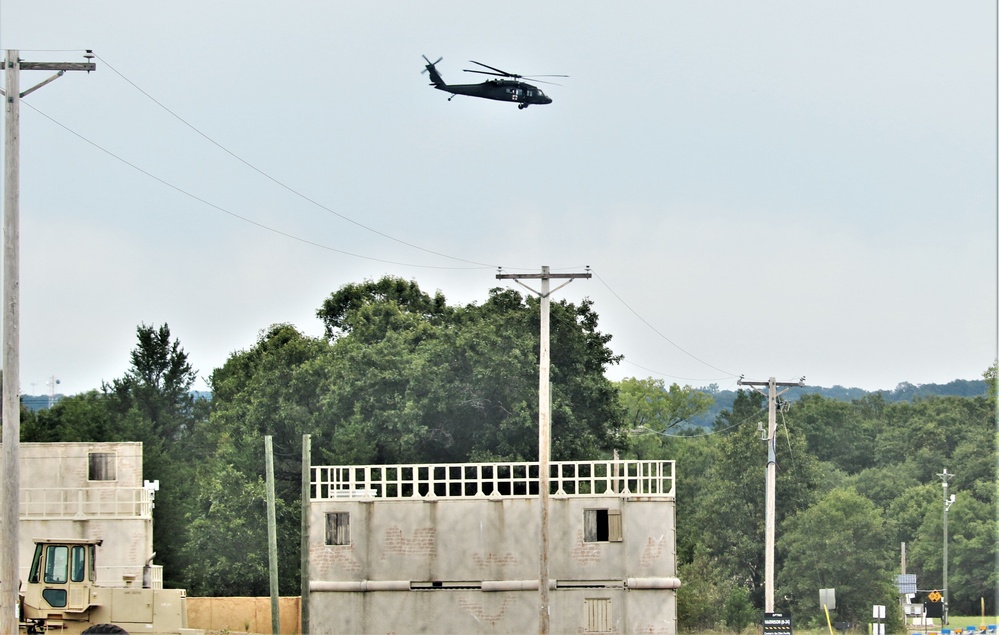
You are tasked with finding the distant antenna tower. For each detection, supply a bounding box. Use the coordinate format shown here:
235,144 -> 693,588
47,376 -> 60,408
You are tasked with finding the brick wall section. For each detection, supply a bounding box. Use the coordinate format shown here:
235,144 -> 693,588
570,530 -> 602,565
640,535 -> 667,568
311,542 -> 362,574
381,526 -> 437,560
472,552 -> 519,570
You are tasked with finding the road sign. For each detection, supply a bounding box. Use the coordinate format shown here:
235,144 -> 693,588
764,612 -> 793,635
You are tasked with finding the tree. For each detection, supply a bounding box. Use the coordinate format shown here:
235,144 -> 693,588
102,323 -> 205,587
778,488 -> 899,629
190,324 -> 334,595
316,281 -> 625,463
786,393 -> 878,474
616,377 -> 712,442
20,390 -> 113,442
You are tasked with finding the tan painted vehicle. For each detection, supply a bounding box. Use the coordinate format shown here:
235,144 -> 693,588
18,539 -> 202,634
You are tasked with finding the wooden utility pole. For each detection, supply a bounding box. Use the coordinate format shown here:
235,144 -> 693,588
1,50 -> 94,634
737,376 -> 803,615
265,436 -> 280,635
495,265 -> 591,635
300,434 -> 311,635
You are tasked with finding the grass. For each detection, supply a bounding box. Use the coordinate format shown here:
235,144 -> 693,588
679,615 -> 999,634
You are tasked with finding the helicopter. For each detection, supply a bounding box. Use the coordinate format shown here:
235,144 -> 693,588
422,55 -> 566,109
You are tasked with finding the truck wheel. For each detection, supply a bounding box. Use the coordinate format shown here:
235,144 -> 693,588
82,625 -> 129,634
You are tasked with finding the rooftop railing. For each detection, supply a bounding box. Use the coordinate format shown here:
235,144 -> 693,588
19,487 -> 153,519
312,460 -> 674,501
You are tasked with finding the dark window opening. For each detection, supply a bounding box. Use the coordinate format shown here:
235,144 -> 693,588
584,509 -> 622,542
326,512 -> 350,546
88,452 -> 116,481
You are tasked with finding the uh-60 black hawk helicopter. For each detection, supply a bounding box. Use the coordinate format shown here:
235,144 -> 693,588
422,55 -> 567,109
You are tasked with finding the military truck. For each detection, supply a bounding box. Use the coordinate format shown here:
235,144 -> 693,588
18,538 -> 202,634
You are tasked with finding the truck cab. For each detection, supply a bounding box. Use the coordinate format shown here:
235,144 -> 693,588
20,538 -> 201,635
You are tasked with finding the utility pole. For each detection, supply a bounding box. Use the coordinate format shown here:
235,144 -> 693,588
938,468 -> 954,625
1,50 -> 94,634
265,436 -> 280,635
495,265 -> 591,635
300,434 -> 311,635
737,376 -> 804,615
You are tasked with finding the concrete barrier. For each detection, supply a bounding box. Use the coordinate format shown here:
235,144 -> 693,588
187,596 -> 301,634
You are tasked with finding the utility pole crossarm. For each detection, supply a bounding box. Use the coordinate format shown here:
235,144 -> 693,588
496,272 -> 592,280
1,61 -> 96,72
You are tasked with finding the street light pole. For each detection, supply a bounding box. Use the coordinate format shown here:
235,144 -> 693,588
938,468 -> 954,625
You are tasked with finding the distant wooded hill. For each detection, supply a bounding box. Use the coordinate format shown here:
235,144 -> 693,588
686,378 -> 988,429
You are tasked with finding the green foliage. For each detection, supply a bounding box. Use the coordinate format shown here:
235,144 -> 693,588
616,377 -> 712,440
778,488 -> 894,624
21,390 -> 113,442
676,545 -> 729,631
723,585 -> 757,634
102,323 -> 205,587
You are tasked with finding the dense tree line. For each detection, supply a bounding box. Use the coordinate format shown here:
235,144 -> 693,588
18,276 -> 997,632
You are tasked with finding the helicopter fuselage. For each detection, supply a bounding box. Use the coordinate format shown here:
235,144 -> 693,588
435,79 -> 552,108
422,57 -> 555,109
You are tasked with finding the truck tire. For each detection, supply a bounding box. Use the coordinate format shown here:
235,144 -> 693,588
82,625 -> 129,634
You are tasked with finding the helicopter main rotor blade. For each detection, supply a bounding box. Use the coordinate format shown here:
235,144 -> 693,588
463,69 -> 517,78
468,60 -> 518,78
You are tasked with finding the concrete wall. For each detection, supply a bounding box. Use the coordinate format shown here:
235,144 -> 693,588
309,494 -> 678,634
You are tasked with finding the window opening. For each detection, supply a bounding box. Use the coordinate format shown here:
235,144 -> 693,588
326,512 -> 350,545
45,545 -> 69,584
71,545 -> 86,582
88,452 -> 117,481
584,509 -> 622,542
42,588 -> 67,608
28,543 -> 43,583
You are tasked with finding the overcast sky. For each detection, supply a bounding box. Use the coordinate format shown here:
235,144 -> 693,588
1,2 -> 995,397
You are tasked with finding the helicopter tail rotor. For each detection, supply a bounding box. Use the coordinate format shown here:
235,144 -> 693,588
421,55 -> 447,89
421,55 -> 443,73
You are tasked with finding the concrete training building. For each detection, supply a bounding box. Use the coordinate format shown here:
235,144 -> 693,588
307,458 -> 680,634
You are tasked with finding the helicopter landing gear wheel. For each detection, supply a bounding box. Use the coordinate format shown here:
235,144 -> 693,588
518,103 -> 528,110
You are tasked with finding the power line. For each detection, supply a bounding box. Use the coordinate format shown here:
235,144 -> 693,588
94,53 -> 496,269
22,101 -> 492,271
592,270 -> 739,379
